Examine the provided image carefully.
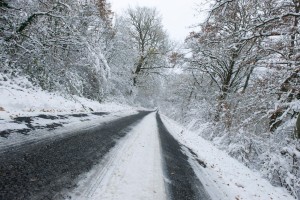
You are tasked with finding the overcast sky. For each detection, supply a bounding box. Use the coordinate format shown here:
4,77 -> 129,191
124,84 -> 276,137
109,0 -> 209,42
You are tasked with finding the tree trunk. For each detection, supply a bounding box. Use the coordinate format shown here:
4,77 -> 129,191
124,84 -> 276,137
215,59 -> 234,123
133,55 -> 145,86
295,113 -> 300,139
242,64 -> 256,93
289,0 -> 300,61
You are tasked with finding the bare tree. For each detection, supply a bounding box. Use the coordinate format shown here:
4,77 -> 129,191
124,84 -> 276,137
125,6 -> 170,86
186,0 -> 266,121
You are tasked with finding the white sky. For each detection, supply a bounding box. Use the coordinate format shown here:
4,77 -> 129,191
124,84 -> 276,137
109,0 -> 209,42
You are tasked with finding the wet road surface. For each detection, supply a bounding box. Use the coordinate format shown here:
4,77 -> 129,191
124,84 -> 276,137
156,113 -> 211,200
0,111 -> 150,200
0,111 -> 211,200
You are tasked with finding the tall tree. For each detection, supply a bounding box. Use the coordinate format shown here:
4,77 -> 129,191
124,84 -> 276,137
186,0 -> 265,121
125,6 -> 170,86
96,0 -> 113,27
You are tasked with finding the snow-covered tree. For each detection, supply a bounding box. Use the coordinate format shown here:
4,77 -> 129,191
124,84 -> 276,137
176,0 -> 300,197
0,0 -> 113,101
124,6 -> 171,86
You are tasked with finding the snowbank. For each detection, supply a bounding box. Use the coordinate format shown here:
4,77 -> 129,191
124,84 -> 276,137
0,74 -> 136,120
0,74 -> 139,149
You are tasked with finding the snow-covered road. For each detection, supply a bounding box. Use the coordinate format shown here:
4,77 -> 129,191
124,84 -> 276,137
69,112 -> 212,200
0,111 -> 295,200
70,112 -> 166,200
0,111 -> 151,200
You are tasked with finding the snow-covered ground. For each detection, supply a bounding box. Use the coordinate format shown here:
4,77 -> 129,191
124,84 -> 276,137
161,114 -> 295,200
68,112 -> 166,200
0,111 -> 139,151
0,74 -> 135,120
0,74 -> 138,150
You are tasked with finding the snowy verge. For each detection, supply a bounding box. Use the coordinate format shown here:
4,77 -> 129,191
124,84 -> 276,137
160,114 -> 295,200
0,111 -> 138,152
0,73 -> 137,121
0,74 -> 140,150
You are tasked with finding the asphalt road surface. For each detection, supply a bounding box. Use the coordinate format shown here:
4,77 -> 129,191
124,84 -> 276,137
156,113 -> 211,200
0,111 -> 150,200
0,111 -> 211,200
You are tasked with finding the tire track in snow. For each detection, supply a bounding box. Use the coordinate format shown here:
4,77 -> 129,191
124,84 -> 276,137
69,112 -> 166,200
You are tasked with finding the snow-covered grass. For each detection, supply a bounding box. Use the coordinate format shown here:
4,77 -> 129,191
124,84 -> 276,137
0,74 -> 139,150
0,111 -> 139,151
0,74 -> 135,120
161,114 -> 295,200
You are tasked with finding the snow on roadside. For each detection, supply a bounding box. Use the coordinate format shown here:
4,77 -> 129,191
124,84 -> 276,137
0,111 -> 137,151
160,114 -> 295,200
68,112 -> 166,200
0,74 -> 139,150
0,74 -> 135,121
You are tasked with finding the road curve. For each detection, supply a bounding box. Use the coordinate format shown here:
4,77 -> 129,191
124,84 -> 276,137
0,111 -> 151,200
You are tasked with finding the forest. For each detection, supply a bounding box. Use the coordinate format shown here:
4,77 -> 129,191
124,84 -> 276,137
1,0 -> 300,198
